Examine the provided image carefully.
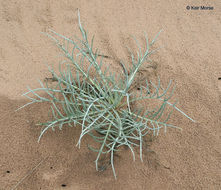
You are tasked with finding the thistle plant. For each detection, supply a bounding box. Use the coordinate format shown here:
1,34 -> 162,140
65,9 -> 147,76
18,11 -> 194,178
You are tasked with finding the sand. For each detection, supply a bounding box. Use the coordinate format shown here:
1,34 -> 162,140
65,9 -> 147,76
0,0 -> 220,189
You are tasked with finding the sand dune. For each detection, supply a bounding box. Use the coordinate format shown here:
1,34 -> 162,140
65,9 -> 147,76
0,0 -> 220,189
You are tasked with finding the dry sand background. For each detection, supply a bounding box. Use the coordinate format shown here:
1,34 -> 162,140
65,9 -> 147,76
0,0 -> 221,189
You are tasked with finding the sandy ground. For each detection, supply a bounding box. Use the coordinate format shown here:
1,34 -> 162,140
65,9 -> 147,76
0,0 -> 221,189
